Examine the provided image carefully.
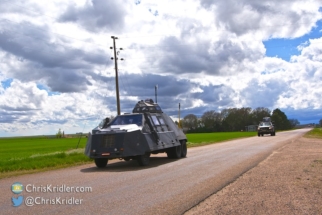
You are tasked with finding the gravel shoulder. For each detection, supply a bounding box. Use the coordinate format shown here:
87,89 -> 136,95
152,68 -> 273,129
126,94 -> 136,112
185,136 -> 322,215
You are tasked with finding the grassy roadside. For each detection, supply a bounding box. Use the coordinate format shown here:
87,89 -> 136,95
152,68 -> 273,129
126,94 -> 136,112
1,158 -> 92,179
303,128 -> 322,139
0,132 -> 258,179
303,128 -> 322,166
186,131 -> 257,147
0,137 -> 92,179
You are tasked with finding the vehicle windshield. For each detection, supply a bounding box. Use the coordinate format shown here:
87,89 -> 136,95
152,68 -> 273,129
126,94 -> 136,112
259,122 -> 271,126
110,114 -> 143,126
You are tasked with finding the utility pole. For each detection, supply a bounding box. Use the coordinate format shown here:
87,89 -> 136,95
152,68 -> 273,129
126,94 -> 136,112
155,85 -> 158,103
178,103 -> 181,128
110,36 -> 123,116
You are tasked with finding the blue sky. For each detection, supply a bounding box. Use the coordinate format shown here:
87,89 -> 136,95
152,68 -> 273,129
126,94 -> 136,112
1,78 -> 13,89
264,20 -> 322,61
0,0 -> 322,137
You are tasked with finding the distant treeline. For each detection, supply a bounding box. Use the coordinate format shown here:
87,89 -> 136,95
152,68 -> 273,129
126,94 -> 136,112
179,107 -> 299,133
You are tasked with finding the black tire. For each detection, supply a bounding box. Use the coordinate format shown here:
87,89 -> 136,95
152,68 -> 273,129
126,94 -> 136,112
258,133 -> 260,137
137,153 -> 150,166
94,158 -> 108,168
181,140 -> 187,158
167,144 -> 182,159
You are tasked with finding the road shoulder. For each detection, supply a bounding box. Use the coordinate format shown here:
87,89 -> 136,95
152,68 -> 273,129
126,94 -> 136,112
185,137 -> 322,215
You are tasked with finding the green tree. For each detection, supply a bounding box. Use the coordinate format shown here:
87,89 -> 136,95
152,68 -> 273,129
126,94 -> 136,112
221,108 -> 252,131
56,128 -> 62,138
271,109 -> 291,130
289,119 -> 300,128
238,107 -> 253,131
201,110 -> 222,132
251,107 -> 271,124
182,114 -> 198,131
221,108 -> 234,131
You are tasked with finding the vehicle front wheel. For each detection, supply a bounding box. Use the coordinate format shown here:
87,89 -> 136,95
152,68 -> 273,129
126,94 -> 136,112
94,158 -> 108,168
137,153 -> 151,166
181,140 -> 187,158
258,133 -> 260,137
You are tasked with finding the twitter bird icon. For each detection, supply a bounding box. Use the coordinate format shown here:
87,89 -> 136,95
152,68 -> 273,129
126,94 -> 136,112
12,196 -> 23,207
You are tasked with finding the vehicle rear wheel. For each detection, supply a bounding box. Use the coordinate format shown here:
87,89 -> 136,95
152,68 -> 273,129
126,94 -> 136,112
167,144 -> 182,159
181,140 -> 187,158
137,153 -> 150,166
258,133 -> 260,137
94,158 -> 108,168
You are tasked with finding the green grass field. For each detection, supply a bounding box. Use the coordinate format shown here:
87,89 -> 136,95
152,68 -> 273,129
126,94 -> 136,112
304,128 -> 322,139
0,136 -> 91,179
0,131 -> 255,178
186,131 -> 257,147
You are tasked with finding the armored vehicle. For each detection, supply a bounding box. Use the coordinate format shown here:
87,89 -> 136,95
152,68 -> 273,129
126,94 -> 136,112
257,117 -> 275,136
85,99 -> 187,167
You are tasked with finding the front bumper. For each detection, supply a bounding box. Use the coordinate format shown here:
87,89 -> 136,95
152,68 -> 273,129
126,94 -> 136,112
258,127 -> 274,134
85,130 -> 150,159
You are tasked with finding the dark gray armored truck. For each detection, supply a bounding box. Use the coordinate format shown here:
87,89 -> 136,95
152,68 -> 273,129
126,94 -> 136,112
85,99 -> 187,167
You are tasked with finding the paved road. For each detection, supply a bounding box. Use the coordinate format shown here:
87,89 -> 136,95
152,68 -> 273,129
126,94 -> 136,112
0,129 -> 310,215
